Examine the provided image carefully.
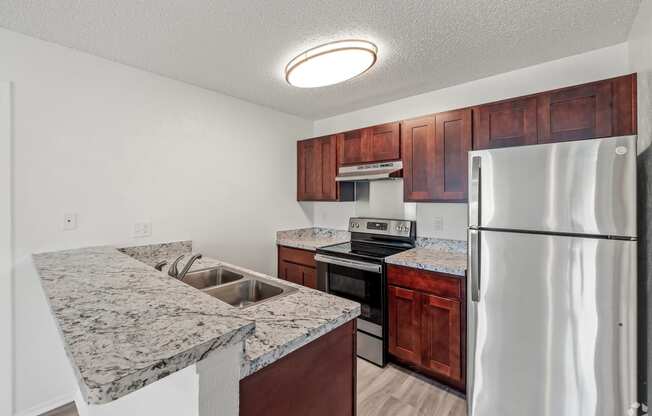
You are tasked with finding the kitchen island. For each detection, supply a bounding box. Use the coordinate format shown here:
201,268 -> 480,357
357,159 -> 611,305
32,241 -> 360,416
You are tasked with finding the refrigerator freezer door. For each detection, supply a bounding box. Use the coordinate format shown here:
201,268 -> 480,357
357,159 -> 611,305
467,230 -> 637,416
468,135 -> 637,237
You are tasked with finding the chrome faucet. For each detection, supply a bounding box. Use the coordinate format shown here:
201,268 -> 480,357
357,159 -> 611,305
168,255 -> 185,278
168,254 -> 203,281
154,260 -> 168,271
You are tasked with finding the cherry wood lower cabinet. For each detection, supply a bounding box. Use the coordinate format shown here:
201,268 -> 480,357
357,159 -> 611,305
240,320 -> 357,416
277,245 -> 317,289
387,265 -> 465,391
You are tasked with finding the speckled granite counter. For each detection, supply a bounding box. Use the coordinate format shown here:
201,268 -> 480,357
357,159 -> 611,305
33,242 -> 360,404
152,254 -> 360,378
276,227 -> 349,251
385,237 -> 467,277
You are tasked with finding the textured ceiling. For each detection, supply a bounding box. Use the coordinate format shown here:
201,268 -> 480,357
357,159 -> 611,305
0,0 -> 642,119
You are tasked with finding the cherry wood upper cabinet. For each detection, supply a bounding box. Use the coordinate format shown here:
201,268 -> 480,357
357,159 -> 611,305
297,136 -> 353,201
338,130 -> 365,165
368,122 -> 401,162
473,97 -> 538,149
434,109 -> 472,201
402,110 -> 471,202
537,74 -> 637,143
420,293 -> 461,381
388,286 -> 421,364
338,122 -> 400,165
402,116 -> 437,201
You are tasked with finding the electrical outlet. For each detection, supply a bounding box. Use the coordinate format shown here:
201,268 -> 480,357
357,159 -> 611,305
134,222 -> 152,238
63,213 -> 77,231
433,216 -> 444,232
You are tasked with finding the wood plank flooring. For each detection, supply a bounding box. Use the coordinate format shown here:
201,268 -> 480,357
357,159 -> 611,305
357,359 -> 466,416
43,359 -> 467,416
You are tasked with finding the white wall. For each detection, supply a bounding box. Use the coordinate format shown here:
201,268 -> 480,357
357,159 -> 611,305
0,28 -> 312,415
311,43 -> 632,240
1,82 -> 13,416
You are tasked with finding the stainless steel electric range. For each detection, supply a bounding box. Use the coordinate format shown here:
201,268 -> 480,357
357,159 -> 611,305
315,217 -> 416,366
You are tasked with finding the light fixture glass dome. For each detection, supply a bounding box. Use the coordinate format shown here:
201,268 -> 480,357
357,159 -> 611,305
285,40 -> 378,88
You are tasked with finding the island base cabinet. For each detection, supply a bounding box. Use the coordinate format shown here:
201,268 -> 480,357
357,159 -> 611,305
239,320 -> 357,416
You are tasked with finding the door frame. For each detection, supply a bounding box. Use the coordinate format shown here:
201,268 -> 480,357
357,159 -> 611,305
1,82 -> 14,416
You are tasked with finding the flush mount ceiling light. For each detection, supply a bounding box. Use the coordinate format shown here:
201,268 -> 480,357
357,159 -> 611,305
285,40 -> 378,88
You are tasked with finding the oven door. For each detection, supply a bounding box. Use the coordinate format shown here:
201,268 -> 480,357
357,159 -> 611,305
315,254 -> 383,325
315,254 -> 387,366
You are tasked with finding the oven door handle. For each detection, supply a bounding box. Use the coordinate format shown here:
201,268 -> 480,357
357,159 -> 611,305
314,254 -> 382,274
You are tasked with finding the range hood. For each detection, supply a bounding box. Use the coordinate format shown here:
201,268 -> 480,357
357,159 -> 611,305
335,161 -> 403,182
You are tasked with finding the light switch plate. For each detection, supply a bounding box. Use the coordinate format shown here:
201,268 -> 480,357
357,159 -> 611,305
134,222 -> 152,238
433,216 -> 444,232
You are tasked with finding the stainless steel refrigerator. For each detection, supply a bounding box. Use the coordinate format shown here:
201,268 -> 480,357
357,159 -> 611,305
467,135 -> 638,416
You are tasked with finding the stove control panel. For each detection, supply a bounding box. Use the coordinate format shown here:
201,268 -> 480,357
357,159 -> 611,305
349,218 -> 414,238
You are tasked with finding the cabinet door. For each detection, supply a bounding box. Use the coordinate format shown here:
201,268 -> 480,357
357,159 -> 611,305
388,285 -> 421,364
421,293 -> 461,382
368,122 -> 400,162
473,97 -> 537,149
302,266 -> 317,289
282,261 -> 304,285
297,139 -> 322,200
338,129 -> 366,165
297,136 -> 337,201
434,109 -> 472,201
537,80 -> 613,143
402,116 -> 437,201
319,136 -> 337,200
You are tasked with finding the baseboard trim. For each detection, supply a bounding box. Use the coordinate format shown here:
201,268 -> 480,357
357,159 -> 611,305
14,394 -> 75,416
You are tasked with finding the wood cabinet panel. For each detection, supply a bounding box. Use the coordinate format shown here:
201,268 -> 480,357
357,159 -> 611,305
277,245 -> 317,289
435,109 -> 472,200
473,97 -> 538,149
611,73 -> 637,137
302,266 -> 317,289
297,135 -> 348,201
338,129 -> 366,165
368,122 -> 400,162
388,265 -> 465,390
421,293 -> 461,381
240,320 -> 356,416
402,116 -> 437,201
388,286 -> 421,364
338,122 -> 400,165
387,264 -> 461,299
278,246 -> 316,268
537,81 -> 612,143
282,261 -> 305,285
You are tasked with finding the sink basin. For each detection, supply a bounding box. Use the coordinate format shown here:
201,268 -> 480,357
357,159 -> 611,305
182,267 -> 244,290
203,278 -> 297,308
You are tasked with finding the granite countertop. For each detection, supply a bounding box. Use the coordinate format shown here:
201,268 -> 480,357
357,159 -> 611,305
33,241 -> 360,404
32,246 -> 254,404
276,227 -> 349,251
160,256 -> 360,378
385,237 -> 467,277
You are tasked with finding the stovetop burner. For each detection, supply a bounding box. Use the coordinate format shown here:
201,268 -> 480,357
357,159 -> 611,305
318,241 -> 409,260
317,217 -> 417,261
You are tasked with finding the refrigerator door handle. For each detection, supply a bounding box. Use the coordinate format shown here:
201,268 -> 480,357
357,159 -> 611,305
469,156 -> 481,228
469,229 -> 480,302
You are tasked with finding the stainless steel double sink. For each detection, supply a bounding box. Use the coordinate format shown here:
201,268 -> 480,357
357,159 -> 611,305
181,265 -> 298,308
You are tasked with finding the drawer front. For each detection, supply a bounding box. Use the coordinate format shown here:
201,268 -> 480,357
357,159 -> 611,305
387,264 -> 461,299
278,245 -> 316,268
